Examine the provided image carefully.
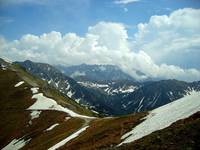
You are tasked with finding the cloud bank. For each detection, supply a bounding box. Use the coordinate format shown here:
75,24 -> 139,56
132,8 -> 200,69
0,8 -> 200,81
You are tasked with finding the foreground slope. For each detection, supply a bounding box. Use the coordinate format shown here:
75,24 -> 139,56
118,112 -> 200,150
119,90 -> 200,145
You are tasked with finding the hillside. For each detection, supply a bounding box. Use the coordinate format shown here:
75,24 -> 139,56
0,59 -> 95,149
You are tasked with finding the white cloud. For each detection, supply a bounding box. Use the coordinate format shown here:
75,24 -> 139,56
0,9 -> 200,82
132,8 -> 200,69
114,0 -> 140,5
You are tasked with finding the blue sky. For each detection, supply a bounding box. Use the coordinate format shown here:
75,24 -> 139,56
0,0 -> 200,81
0,0 -> 200,40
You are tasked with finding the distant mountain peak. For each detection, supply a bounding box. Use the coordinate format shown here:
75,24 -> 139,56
56,63 -> 135,82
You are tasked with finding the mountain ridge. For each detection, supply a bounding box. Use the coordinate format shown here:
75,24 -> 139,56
15,60 -> 200,116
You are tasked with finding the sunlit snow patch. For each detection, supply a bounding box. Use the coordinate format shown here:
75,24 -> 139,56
29,110 -> 41,125
28,88 -> 95,119
46,123 -> 59,131
31,87 -> 39,94
48,126 -> 89,150
2,137 -> 31,150
119,90 -> 200,146
14,81 -> 24,87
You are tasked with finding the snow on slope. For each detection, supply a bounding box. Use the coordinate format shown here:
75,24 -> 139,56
119,90 -> 200,146
14,81 -> 24,87
30,110 -> 41,120
48,126 -> 89,150
2,138 -> 31,150
31,87 -> 39,94
28,88 -> 95,119
46,123 -> 59,131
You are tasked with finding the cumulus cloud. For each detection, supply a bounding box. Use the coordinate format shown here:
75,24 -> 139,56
114,0 -> 140,5
0,9 -> 200,82
132,8 -> 200,69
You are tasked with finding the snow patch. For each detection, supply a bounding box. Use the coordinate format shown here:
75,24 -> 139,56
118,86 -> 137,93
48,126 -> 89,150
29,110 -> 41,125
2,138 -> 31,150
30,110 -> 41,120
1,64 -> 7,70
91,110 -> 99,114
75,98 -> 81,104
14,81 -> 24,87
67,90 -> 74,98
119,90 -> 200,146
31,87 -> 39,94
48,79 -> 53,84
46,123 -> 59,131
65,117 -> 71,121
28,89 -> 95,119
78,81 -> 109,88
55,81 -> 60,87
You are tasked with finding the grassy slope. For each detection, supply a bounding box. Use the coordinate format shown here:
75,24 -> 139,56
0,65 -> 87,149
60,113 -> 147,150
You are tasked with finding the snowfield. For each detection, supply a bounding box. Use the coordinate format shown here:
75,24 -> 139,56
14,81 -> 24,87
28,87 -> 95,119
48,126 -> 89,150
119,90 -> 200,146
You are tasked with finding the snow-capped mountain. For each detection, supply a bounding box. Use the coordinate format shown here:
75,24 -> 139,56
15,60 -> 200,116
77,80 -> 140,95
57,64 -> 141,95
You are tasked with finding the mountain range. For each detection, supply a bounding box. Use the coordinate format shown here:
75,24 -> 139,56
15,60 -> 200,116
0,57 -> 199,150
